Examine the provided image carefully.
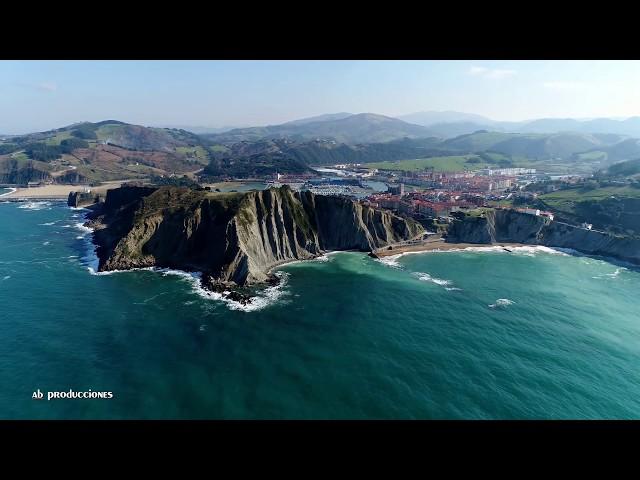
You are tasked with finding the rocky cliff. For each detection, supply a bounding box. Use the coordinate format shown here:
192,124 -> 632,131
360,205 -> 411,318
447,209 -> 640,265
88,185 -> 423,285
68,191 -> 104,208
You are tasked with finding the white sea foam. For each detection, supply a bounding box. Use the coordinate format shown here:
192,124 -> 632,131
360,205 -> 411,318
414,272 -> 452,286
313,251 -> 339,262
87,259 -> 290,312
607,268 -> 626,278
376,254 -> 403,269
489,298 -> 515,308
39,221 -> 58,226
74,222 -> 93,234
593,267 -> 627,280
2,275 -> 10,281
187,270 -> 291,312
381,245 -> 571,261
42,241 -> 50,246
18,201 -> 51,210
73,220 -> 100,274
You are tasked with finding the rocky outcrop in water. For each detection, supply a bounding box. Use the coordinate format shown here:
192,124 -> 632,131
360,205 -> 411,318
447,208 -> 640,265
67,191 -> 104,208
88,185 -> 423,285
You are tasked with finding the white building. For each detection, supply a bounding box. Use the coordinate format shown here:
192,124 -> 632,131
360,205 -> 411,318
481,168 -> 537,176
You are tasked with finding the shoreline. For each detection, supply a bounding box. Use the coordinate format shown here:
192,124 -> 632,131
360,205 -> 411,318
0,187 -> 17,198
0,182 -> 120,200
372,240 -> 529,257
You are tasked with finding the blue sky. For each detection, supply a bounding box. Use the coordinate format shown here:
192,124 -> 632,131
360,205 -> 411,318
1,60 -> 640,134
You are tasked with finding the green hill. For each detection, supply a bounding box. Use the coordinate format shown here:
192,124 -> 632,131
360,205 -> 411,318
0,121 -> 211,184
442,131 -> 517,151
205,113 -> 437,145
0,157 -> 53,184
599,158 -> 640,178
540,184 -> 640,235
442,131 -> 624,161
203,137 -> 450,178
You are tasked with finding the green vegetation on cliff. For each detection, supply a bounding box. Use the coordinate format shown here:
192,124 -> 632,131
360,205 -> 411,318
91,185 -> 422,285
540,184 -> 640,235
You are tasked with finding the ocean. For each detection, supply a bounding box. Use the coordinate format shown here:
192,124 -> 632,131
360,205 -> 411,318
1,200 -> 640,419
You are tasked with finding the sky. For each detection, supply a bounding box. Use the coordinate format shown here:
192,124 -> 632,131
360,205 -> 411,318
1,60 -> 640,134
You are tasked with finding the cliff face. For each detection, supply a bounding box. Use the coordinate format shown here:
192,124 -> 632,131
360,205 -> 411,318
67,191 -> 104,208
447,209 -> 640,265
89,185 -> 423,285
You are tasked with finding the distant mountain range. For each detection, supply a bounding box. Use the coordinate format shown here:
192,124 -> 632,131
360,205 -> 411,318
203,111 -> 640,143
205,113 -> 436,144
5,112 -> 640,185
394,111 -> 640,139
281,112 -> 354,126
157,125 -> 249,135
397,111 -> 498,126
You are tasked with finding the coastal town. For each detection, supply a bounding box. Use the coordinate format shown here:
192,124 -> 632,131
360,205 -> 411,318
1,160 -> 587,232
255,163 -> 578,230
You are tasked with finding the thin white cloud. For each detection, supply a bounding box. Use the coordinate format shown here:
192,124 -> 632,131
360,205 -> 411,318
16,81 -> 58,92
36,82 -> 57,92
468,65 -> 516,79
469,66 -> 488,76
542,81 -> 587,90
485,69 -> 517,79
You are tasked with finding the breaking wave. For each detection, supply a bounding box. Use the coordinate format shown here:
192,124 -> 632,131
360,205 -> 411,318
313,252 -> 339,263
18,201 -> 51,210
186,270 -> 291,312
383,245 -> 572,260
489,298 -> 515,309
375,254 -> 403,269
82,225 -> 291,313
593,267 -> 627,280
414,272 -> 453,287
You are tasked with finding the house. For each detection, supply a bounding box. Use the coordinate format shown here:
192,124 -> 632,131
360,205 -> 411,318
519,208 -> 541,216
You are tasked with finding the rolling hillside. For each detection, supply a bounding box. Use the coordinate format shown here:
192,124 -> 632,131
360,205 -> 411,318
397,111 -> 498,126
518,116 -> 640,137
6,114 -> 640,185
205,113 -> 437,144
0,121 -> 211,185
442,131 -> 625,160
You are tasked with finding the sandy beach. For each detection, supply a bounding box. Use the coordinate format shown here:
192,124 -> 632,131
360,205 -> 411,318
0,182 -> 121,200
373,240 -> 528,257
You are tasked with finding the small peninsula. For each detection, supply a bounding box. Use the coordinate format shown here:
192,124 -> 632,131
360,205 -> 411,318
85,185 -> 424,289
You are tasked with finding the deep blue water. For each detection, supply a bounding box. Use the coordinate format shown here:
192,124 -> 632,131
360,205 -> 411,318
1,200 -> 640,419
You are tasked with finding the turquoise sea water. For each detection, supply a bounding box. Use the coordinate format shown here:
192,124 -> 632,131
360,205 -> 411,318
1,200 -> 640,419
